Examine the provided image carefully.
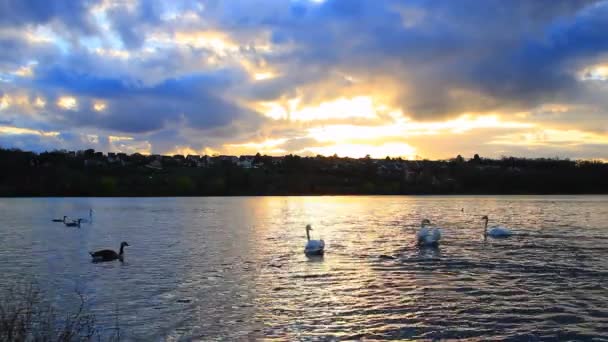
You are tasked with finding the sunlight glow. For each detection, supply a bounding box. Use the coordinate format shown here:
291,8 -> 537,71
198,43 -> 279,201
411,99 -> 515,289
260,96 -> 381,121
305,142 -> 416,159
581,64 -> 608,81
172,31 -> 239,56
0,94 -> 10,110
57,96 -> 78,110
308,124 -> 403,142
108,135 -> 151,155
292,96 -> 378,121
109,135 -> 133,143
489,129 -> 608,146
13,65 -> 34,77
308,115 -> 535,143
0,94 -> 31,110
253,72 -> 277,81
259,101 -> 288,120
0,125 -> 59,137
167,146 -> 201,156
34,97 -> 46,108
93,101 -> 107,112
225,138 -> 288,155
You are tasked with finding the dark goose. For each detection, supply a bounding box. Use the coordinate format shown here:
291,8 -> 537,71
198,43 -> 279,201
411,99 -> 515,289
52,216 -> 67,223
90,242 -> 130,262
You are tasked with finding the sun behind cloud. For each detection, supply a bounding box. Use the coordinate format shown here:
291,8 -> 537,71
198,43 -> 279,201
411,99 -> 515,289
0,1 -> 607,160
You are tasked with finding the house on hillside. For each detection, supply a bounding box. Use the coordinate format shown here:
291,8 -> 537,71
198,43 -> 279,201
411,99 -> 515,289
238,158 -> 253,168
186,155 -> 201,167
146,159 -> 163,170
238,156 -> 255,168
218,155 -> 239,165
270,156 -> 283,166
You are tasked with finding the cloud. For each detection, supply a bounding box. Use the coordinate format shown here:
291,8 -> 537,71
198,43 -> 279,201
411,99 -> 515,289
221,0 -> 606,119
1,0 -> 608,159
0,0 -> 99,33
17,64 -> 262,134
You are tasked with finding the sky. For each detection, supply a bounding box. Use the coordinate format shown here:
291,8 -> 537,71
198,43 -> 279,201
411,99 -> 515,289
1,0 -> 608,160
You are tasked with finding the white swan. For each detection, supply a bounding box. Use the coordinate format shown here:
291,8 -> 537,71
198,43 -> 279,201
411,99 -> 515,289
482,215 -> 512,238
304,224 -> 325,256
417,219 -> 441,246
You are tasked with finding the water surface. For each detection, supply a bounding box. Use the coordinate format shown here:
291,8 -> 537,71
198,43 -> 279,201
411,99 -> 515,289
1,196 -> 607,340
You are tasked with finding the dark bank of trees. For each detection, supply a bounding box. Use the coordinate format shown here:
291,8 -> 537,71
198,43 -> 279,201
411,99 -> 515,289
0,148 -> 607,196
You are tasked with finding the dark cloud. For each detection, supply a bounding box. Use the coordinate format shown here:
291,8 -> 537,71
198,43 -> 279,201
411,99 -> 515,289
33,70 -> 260,133
104,0 -> 165,49
2,0 -> 608,157
0,36 -> 59,71
221,0 -> 607,118
0,0 -> 99,33
466,2 -> 608,109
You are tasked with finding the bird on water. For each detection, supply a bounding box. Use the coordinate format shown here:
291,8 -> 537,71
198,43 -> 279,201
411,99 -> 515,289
417,219 -> 442,247
52,216 -> 67,223
90,242 -> 130,262
64,219 -> 82,227
482,215 -> 512,239
304,224 -> 325,256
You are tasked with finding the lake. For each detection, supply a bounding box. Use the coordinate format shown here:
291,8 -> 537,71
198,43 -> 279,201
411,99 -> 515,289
1,196 -> 607,340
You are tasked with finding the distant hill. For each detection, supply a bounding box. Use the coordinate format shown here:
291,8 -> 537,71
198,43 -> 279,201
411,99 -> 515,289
0,148 -> 606,196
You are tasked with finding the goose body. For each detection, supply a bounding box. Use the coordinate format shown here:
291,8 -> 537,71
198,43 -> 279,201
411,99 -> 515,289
52,216 -> 67,223
417,219 -> 442,246
304,225 -> 325,256
482,216 -> 512,238
90,242 -> 129,262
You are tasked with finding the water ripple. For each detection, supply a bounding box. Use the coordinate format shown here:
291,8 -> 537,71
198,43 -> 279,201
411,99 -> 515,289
0,196 -> 607,340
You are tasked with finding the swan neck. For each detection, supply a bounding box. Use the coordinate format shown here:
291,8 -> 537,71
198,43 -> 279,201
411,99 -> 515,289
306,229 -> 310,241
484,219 -> 488,235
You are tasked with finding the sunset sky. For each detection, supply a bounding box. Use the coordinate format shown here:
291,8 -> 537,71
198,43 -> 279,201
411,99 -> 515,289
1,0 -> 608,159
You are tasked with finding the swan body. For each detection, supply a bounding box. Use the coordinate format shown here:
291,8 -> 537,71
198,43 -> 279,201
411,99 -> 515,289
483,216 -> 512,238
417,219 -> 441,246
64,219 -> 82,227
52,216 -> 67,223
304,224 -> 325,256
487,226 -> 512,237
90,242 -> 129,262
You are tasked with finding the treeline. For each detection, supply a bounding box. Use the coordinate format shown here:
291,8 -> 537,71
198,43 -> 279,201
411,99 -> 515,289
0,148 -> 607,196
